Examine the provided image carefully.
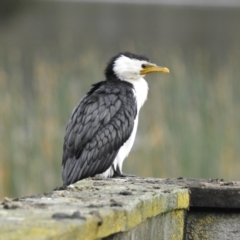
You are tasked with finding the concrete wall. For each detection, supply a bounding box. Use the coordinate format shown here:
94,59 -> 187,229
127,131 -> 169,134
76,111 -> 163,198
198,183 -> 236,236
1,177 -> 240,239
185,211 -> 240,240
0,178 -> 189,240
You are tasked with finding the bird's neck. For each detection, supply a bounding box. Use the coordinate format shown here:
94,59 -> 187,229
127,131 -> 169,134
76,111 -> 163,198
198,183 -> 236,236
124,77 -> 149,110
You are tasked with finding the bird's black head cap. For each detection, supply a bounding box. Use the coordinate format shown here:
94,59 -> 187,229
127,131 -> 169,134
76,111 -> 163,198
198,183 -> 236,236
104,52 -> 150,80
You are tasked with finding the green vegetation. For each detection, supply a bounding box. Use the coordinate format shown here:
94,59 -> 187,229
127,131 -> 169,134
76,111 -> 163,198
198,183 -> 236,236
1,48 -> 240,199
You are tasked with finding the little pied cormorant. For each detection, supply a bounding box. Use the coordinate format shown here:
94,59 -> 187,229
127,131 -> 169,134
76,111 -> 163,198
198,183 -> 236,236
62,52 -> 169,186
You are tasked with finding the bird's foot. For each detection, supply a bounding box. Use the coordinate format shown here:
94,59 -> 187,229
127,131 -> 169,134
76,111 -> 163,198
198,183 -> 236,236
92,176 -> 105,180
113,172 -> 136,178
53,185 -> 68,191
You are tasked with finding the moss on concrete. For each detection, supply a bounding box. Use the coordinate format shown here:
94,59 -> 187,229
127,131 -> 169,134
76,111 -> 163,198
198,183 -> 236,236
0,177 -> 189,240
185,211 -> 240,240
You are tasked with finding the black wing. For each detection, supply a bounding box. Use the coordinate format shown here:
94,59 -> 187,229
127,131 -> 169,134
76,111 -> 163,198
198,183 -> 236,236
62,81 -> 137,185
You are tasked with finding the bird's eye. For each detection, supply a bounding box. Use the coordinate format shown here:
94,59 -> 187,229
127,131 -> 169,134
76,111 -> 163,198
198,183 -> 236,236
141,64 -> 147,68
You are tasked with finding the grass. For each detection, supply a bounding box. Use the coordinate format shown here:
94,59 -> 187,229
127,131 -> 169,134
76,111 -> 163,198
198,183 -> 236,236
0,48 -> 240,199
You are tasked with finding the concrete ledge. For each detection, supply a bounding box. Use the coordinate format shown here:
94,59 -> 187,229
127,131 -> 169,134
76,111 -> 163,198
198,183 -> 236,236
2,177 -> 240,239
0,177 -> 189,240
158,178 -> 240,208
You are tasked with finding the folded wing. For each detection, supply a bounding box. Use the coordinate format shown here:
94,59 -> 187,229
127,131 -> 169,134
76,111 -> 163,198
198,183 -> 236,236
62,81 -> 137,185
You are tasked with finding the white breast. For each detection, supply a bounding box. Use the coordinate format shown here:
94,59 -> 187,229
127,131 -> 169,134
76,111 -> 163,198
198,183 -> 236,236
96,77 -> 148,178
127,77 -> 149,109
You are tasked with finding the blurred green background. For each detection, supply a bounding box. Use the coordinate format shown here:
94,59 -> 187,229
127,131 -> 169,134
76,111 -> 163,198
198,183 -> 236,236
1,1 -> 240,199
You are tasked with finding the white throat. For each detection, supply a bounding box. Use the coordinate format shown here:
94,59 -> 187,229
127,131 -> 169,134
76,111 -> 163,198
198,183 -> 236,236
125,77 -> 148,110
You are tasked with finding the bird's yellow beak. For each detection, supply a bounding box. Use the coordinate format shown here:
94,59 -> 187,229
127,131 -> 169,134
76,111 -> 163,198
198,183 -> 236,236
140,64 -> 169,75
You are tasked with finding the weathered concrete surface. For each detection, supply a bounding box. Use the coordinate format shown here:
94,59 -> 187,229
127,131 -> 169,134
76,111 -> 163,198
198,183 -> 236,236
2,177 -> 239,240
157,178 -> 240,208
174,178 -> 240,240
104,210 -> 185,240
0,177 -> 189,240
185,211 -> 240,240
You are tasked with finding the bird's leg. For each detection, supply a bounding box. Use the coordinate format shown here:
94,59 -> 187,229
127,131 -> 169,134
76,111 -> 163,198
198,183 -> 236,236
92,176 -> 105,180
116,172 -> 136,178
113,167 -> 136,178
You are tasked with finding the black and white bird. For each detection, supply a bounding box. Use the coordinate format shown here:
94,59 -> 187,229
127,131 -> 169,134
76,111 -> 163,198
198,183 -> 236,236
62,52 -> 169,186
